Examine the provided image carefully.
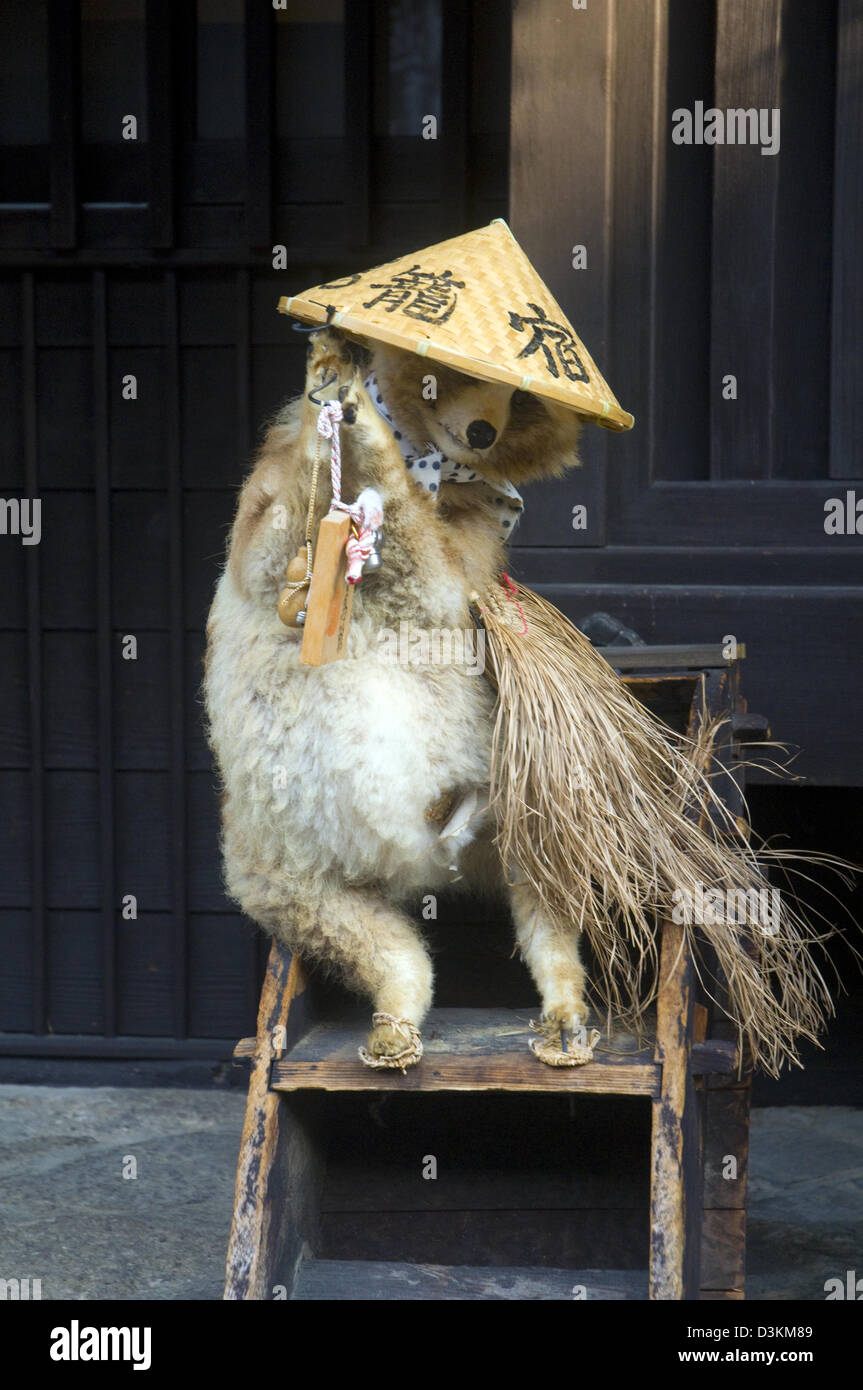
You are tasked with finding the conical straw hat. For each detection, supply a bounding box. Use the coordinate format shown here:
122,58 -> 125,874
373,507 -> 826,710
278,219 -> 634,432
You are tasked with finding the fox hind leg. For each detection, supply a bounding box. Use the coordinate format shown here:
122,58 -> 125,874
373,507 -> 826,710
233,871 -> 433,1068
509,877 -> 598,1064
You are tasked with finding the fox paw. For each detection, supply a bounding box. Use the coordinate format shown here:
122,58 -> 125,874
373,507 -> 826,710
305,327 -> 361,418
306,324 -> 351,376
529,1015 -> 600,1067
358,1012 -> 423,1073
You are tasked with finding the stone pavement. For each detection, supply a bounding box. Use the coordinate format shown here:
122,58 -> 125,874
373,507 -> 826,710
746,1106 -> 863,1300
0,1086 -> 245,1300
0,1085 -> 860,1300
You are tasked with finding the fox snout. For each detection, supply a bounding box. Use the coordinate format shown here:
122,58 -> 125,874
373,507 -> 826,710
435,378 -> 513,459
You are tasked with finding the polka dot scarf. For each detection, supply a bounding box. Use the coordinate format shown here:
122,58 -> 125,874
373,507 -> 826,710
364,373 -> 523,538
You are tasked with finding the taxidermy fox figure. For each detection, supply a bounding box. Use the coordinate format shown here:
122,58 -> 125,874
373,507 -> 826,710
205,327 -> 586,1066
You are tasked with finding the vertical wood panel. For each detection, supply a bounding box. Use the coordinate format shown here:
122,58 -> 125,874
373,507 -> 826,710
344,0 -> 372,247
93,271 -> 116,1035
771,0 -> 835,481
710,0 -> 783,480
165,272 -> 188,1037
609,0 -> 668,496
24,274 -> 44,1033
441,0 -> 469,234
702,1086 -> 750,1208
700,1208 -> 746,1290
147,0 -> 177,248
236,267 -> 251,461
830,0 -> 863,478
653,0 -> 712,482
48,0 -> 80,249
509,0 -> 614,546
245,0 -> 274,248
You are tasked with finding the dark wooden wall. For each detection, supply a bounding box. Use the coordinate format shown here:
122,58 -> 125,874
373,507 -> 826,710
0,0 -> 509,1054
509,0 -> 863,785
0,0 -> 859,1057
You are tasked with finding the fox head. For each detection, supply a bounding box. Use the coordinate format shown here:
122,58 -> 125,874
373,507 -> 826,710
370,345 -> 584,488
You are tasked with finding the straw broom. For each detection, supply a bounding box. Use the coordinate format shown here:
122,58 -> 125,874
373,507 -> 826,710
474,577 -> 847,1077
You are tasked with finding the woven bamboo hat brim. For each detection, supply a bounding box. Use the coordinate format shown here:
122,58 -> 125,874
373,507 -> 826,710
278,219 -> 634,432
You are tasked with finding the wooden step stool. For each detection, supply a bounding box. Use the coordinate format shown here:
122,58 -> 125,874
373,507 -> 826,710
225,647 -> 758,1300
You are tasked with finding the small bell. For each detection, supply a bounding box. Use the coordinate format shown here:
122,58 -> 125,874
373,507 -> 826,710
362,528 -> 383,576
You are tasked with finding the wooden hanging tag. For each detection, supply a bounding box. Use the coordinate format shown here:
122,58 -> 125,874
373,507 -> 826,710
300,511 -> 354,666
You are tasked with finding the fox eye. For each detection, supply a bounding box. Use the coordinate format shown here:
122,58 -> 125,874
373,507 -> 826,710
511,388 -> 536,410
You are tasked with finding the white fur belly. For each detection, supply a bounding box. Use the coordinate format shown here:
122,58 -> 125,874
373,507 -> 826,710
206,581 -> 494,892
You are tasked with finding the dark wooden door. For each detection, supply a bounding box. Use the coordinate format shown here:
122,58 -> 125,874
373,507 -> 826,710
509,0 -> 863,785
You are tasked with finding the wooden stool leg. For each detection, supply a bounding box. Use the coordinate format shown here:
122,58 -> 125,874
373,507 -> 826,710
649,918 -> 704,1299
699,1081 -> 750,1298
224,945 -> 322,1300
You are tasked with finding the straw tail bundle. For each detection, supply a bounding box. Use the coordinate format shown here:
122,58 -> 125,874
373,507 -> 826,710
475,580 -> 840,1077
